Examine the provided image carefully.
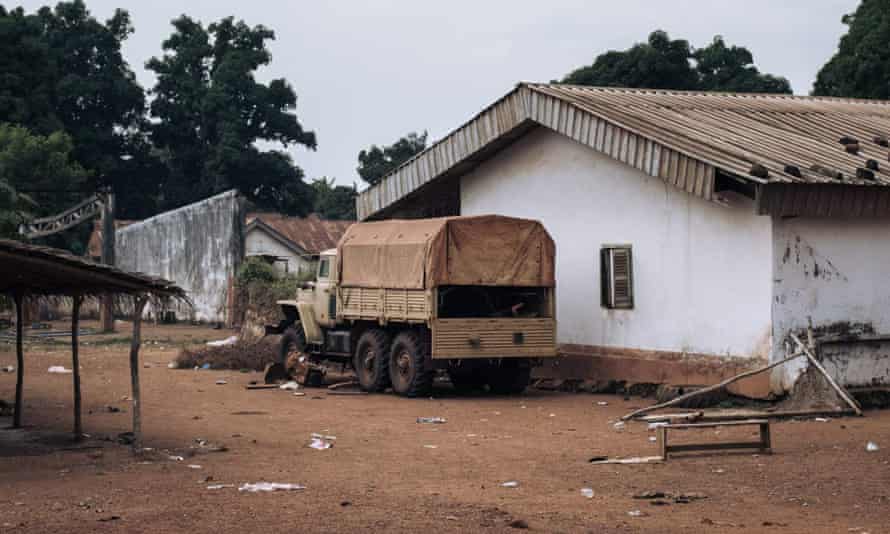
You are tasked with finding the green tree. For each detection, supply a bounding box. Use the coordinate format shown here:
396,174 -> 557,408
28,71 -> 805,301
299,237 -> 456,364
0,1 -> 151,219
562,30 -> 790,94
813,0 -> 890,99
311,177 -> 356,220
147,15 -> 317,214
0,124 -> 88,238
694,37 -> 791,93
357,131 -> 427,186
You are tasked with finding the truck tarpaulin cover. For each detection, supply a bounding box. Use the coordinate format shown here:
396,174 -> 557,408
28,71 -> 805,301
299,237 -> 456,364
337,215 -> 555,289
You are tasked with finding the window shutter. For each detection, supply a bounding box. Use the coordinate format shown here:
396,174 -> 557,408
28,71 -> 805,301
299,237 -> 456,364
610,248 -> 633,308
601,246 -> 633,309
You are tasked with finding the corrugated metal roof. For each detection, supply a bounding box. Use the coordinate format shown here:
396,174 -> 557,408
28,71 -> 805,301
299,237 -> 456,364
246,213 -> 352,255
358,83 -> 890,220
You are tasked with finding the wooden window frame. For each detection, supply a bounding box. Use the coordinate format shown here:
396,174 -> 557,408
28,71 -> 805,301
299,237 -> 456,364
600,245 -> 634,309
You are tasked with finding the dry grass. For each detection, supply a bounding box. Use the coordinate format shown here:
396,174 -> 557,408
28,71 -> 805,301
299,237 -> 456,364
174,338 -> 279,371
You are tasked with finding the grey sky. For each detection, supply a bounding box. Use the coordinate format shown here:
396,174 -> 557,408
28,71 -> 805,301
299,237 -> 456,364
19,0 -> 859,188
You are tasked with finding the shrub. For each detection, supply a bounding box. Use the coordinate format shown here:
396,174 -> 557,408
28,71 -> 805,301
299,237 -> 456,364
236,256 -> 277,286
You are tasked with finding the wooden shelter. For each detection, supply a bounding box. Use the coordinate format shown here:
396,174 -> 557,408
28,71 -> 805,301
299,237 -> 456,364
0,239 -> 187,449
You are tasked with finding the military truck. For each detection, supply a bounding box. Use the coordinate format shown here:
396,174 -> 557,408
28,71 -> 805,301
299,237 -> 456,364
269,215 -> 557,397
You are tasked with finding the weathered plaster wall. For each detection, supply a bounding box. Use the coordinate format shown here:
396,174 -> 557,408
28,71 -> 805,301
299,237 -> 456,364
245,227 -> 314,276
116,190 -> 244,323
460,128 -> 773,360
772,216 -> 890,390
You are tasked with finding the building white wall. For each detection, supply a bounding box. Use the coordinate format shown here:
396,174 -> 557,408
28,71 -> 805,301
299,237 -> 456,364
772,216 -> 890,389
460,128 -> 773,359
245,227 -> 315,276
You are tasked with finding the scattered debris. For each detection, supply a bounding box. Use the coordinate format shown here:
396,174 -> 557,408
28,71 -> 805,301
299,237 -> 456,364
589,456 -> 663,465
328,390 -> 368,396
191,438 -> 228,454
116,432 -> 135,445
634,491 -> 667,500
328,380 -> 359,390
215,379 -> 227,385
423,444 -> 438,449
815,417 -> 830,423
508,519 -> 529,529
187,464 -> 202,469
500,481 -> 520,488
2,365 -> 14,373
580,488 -> 594,499
168,455 -> 184,461
48,366 -> 72,374
167,361 -> 178,369
206,336 -> 239,347
417,417 -> 447,424
293,392 -> 306,397
340,501 -> 352,507
279,381 -> 300,391
627,510 -> 648,518
97,515 -> 121,522
596,401 -> 608,406
238,482 -> 305,493
207,484 -> 235,490
308,434 -> 335,450
866,442 -> 879,452
105,405 -> 122,413
612,421 -> 626,430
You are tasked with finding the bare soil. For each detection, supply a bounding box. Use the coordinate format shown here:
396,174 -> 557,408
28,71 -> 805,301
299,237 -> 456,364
1,321 -> 888,533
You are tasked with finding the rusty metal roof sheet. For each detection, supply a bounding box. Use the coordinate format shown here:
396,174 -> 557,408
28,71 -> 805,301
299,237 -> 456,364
358,83 -> 890,220
246,213 -> 353,255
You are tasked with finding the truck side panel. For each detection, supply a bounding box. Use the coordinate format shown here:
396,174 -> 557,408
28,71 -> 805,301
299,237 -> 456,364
431,318 -> 557,359
339,287 -> 430,324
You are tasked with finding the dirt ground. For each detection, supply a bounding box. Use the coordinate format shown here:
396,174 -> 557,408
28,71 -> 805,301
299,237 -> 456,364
1,321 -> 889,534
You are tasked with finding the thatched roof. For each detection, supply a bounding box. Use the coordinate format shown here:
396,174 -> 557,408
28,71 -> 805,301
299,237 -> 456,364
0,239 -> 187,299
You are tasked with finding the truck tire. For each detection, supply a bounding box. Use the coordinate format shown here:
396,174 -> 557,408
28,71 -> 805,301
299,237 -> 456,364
354,329 -> 391,392
487,360 -> 532,395
268,326 -> 307,383
389,330 -> 433,397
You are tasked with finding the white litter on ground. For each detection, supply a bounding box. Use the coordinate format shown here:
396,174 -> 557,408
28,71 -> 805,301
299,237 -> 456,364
215,380 -> 227,385
47,366 -> 72,374
308,433 -> 336,450
581,488 -> 595,499
168,455 -> 184,461
187,464 -> 202,469
207,484 -> 234,490
500,481 -> 520,488
206,336 -> 238,347
423,445 -> 438,449
238,482 -> 305,493
417,417 -> 447,424
280,381 -> 300,391
866,442 -> 880,452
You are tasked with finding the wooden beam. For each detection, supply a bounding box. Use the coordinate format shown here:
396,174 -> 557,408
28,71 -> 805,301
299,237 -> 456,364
13,293 -> 24,428
621,351 -> 805,421
129,297 -> 147,451
790,333 -> 863,416
100,193 -> 116,333
71,295 -> 83,440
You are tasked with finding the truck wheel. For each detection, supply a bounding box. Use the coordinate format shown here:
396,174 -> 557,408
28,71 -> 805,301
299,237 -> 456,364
389,330 -> 433,397
354,329 -> 391,392
268,326 -> 307,383
487,360 -> 532,395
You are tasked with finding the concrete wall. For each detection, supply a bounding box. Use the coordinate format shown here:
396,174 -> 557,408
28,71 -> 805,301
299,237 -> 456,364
116,190 -> 244,323
460,128 -> 774,360
245,227 -> 314,276
772,216 -> 890,389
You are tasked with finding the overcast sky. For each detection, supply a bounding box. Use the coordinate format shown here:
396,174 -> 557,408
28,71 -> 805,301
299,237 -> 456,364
19,0 -> 860,188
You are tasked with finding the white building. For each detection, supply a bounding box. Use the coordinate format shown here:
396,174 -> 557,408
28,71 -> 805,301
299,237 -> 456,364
245,213 -> 352,277
357,83 -> 890,397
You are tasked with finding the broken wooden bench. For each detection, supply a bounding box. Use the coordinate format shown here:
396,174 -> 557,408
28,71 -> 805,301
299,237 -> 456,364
656,418 -> 771,459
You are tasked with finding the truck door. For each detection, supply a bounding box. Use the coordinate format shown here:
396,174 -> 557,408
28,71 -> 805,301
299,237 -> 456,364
313,254 -> 337,328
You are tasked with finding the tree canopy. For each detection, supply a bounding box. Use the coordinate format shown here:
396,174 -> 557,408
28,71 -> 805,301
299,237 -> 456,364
0,124 -> 88,238
147,15 -> 317,215
813,0 -> 890,99
311,178 -> 356,220
357,131 -> 428,187
0,1 -> 148,220
562,31 -> 791,94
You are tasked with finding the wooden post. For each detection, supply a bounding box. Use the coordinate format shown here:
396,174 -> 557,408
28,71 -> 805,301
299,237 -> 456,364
71,295 -> 83,440
129,296 -> 147,450
99,192 -> 116,333
13,293 -> 24,428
